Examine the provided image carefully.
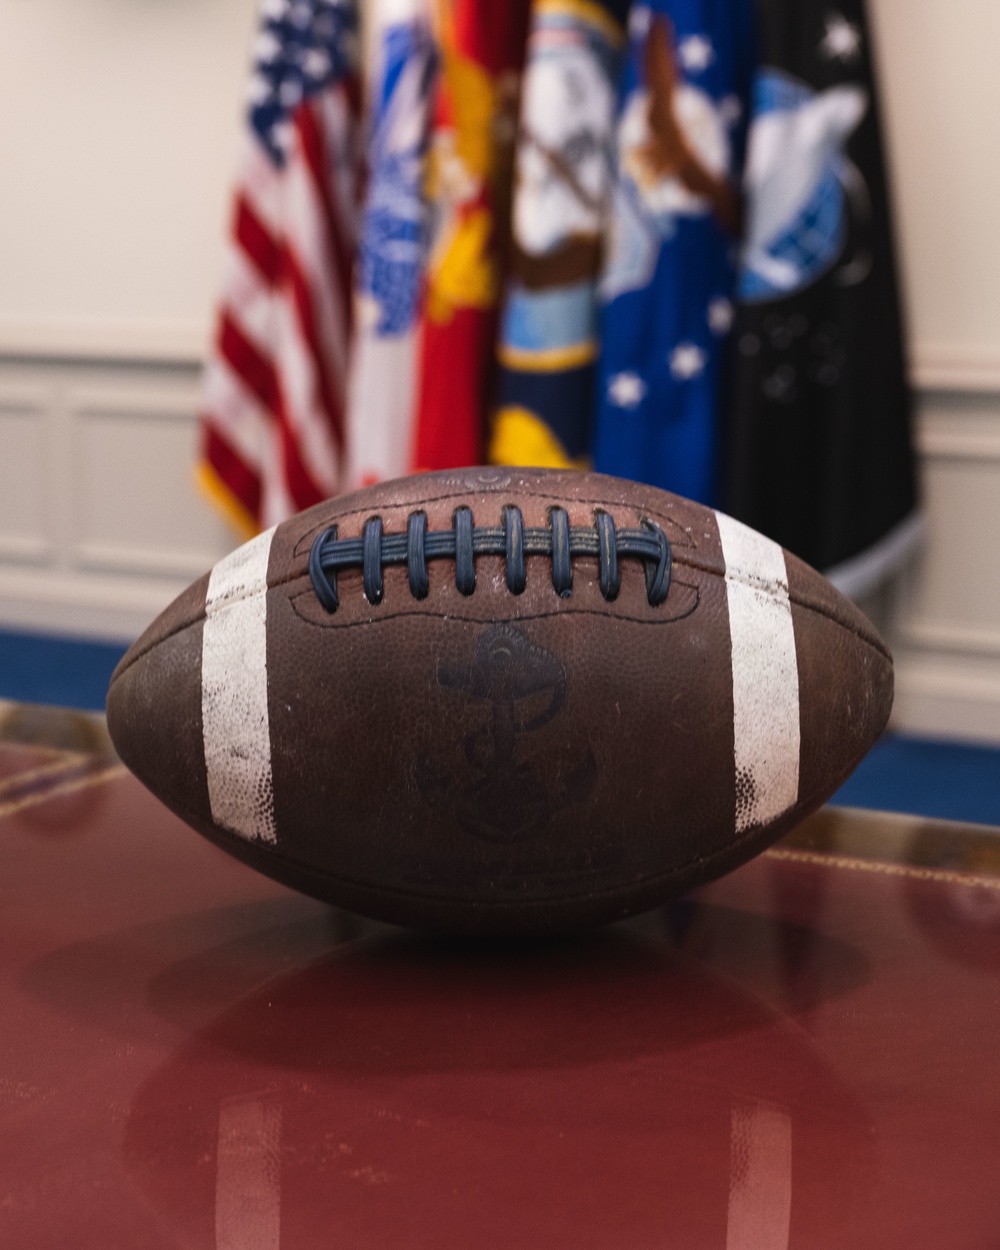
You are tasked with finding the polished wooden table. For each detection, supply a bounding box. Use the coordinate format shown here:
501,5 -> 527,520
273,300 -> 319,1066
1,703 -> 999,1249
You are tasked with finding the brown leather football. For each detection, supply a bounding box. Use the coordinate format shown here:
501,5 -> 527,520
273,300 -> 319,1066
106,467 -> 893,934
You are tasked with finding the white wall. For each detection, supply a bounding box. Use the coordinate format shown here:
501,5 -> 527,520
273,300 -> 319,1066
1,0 -> 999,743
870,0 -> 1000,385
0,0 -> 257,359
864,0 -> 1000,742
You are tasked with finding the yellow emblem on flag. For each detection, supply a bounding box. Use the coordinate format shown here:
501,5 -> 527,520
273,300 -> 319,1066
424,41 -> 504,323
489,405 -> 590,469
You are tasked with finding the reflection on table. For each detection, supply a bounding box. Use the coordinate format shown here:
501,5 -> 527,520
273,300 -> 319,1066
0,705 -> 998,1250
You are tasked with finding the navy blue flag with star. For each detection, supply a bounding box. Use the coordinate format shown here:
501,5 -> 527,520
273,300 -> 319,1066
718,0 -> 920,595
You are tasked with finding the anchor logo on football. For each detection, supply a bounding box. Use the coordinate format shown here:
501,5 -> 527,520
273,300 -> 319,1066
416,625 -> 596,843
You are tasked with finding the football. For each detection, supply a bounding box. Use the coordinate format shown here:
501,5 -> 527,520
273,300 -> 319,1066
106,467 -> 893,934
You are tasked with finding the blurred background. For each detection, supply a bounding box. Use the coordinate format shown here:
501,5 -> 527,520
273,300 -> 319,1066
0,0 -> 997,819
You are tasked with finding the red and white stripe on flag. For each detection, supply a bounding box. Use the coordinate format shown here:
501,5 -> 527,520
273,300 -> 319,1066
198,0 -> 361,536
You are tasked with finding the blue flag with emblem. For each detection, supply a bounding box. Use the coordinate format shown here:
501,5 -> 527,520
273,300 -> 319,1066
489,0 -> 631,470
593,0 -> 755,504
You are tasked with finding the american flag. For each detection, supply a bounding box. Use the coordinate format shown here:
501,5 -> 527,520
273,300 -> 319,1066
198,0 -> 361,535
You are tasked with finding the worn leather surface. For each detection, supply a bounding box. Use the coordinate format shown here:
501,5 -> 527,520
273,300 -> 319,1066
107,468 -> 894,933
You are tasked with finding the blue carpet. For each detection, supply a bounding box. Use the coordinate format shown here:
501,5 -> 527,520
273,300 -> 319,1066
1,627 -> 999,826
831,733 -> 1000,827
0,627 -> 128,714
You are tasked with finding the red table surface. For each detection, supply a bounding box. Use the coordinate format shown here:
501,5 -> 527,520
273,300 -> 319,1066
1,705 -> 999,1250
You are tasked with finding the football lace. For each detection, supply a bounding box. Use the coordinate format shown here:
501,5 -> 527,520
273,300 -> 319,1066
308,507 -> 672,612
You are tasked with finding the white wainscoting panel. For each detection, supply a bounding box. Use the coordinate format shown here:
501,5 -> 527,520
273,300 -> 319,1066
888,390 -> 1000,744
0,386 -> 50,565
0,358 -> 233,642
72,385 -> 234,580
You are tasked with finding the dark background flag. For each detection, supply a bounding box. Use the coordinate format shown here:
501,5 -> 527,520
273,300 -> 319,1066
719,0 -> 920,596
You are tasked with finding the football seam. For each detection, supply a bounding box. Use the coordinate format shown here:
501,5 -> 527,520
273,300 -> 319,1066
109,550 -> 887,686
285,577 -> 702,630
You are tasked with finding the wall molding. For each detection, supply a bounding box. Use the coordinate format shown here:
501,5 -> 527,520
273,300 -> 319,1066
0,563 -> 194,643
915,420 -> 1000,463
0,319 -> 208,367
898,620 -> 1000,659
3,331 -> 999,396
910,345 -> 1000,394
892,660 -> 1000,747
0,534 -> 50,565
73,540 -> 217,582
